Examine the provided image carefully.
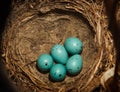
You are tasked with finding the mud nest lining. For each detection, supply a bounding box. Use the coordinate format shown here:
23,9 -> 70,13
1,0 -> 115,92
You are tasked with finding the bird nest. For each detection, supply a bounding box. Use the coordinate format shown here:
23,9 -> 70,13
1,0 -> 115,92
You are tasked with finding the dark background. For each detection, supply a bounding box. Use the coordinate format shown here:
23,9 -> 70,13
0,1 -> 17,92
0,0 -> 11,34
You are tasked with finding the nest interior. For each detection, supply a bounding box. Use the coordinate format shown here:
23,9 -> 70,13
1,0 -> 115,92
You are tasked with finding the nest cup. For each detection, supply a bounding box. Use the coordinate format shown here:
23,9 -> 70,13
1,0 -> 115,92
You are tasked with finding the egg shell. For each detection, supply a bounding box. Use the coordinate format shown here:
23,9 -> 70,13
66,54 -> 83,75
50,64 -> 66,82
51,44 -> 68,64
37,54 -> 54,72
64,37 -> 83,55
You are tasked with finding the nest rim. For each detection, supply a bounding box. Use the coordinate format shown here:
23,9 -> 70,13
1,0 -> 115,92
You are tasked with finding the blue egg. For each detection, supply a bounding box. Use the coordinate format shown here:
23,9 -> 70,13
64,37 -> 83,55
50,64 -> 66,81
66,54 -> 83,75
51,44 -> 68,64
37,54 -> 53,72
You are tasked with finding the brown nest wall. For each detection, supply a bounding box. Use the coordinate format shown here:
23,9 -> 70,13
1,0 -> 116,92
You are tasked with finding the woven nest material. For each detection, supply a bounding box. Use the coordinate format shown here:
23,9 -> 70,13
1,0 -> 116,92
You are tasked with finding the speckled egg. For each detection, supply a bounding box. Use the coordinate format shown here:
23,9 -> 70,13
37,54 -> 54,72
50,44 -> 68,64
64,37 -> 83,55
50,64 -> 66,82
66,54 -> 83,75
